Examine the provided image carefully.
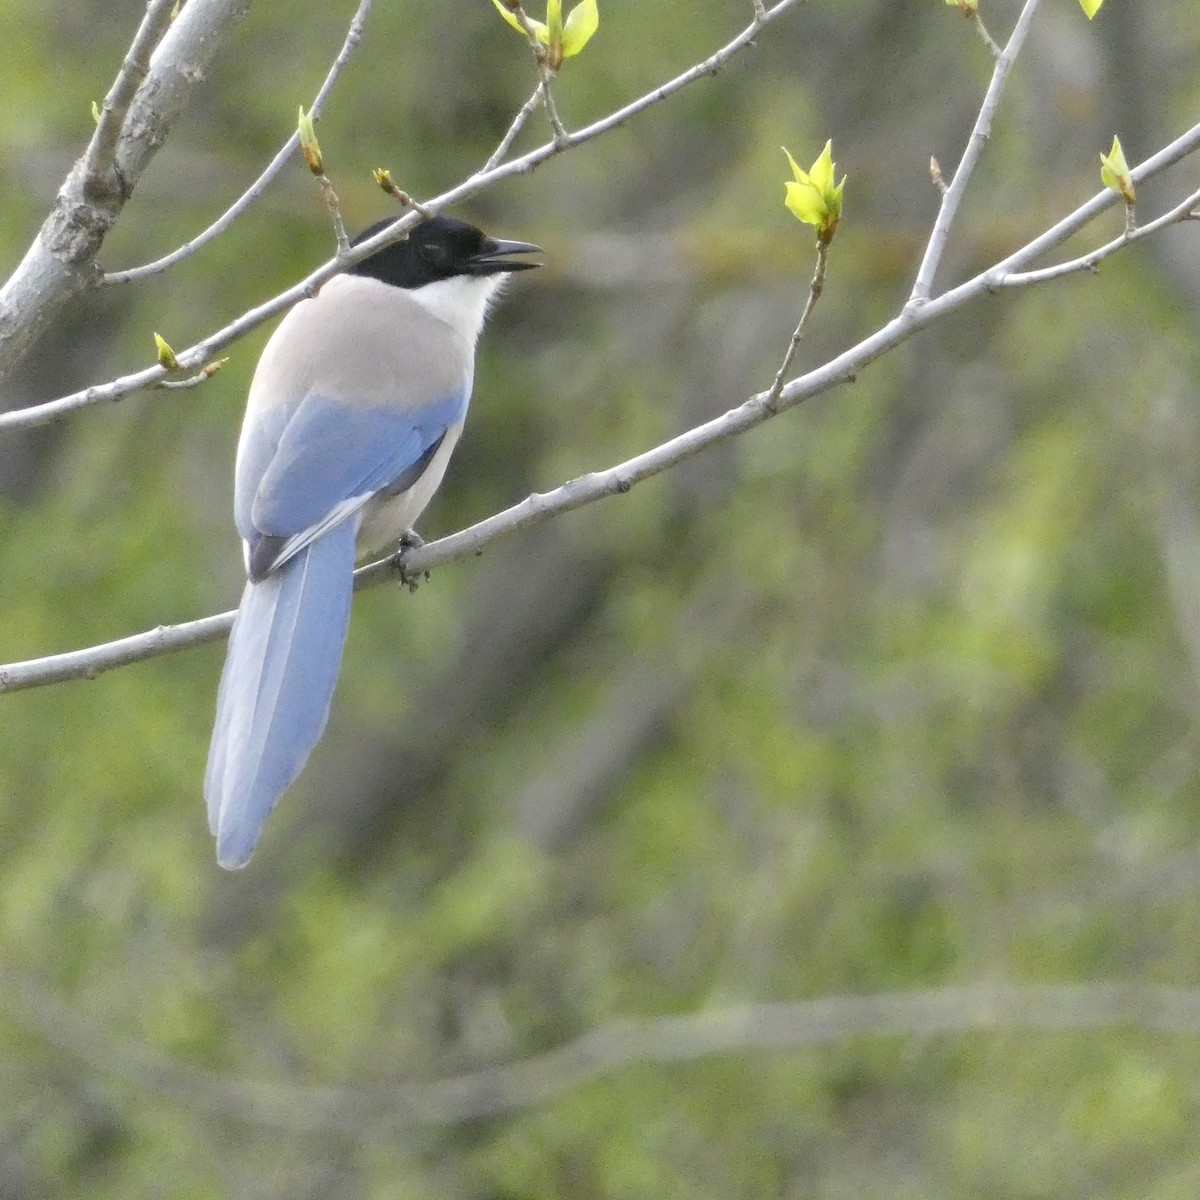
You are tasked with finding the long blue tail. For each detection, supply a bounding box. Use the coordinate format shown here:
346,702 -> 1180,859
204,522 -> 357,869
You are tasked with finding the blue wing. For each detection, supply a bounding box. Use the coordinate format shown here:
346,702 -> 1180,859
236,390 -> 467,578
207,386 -> 467,867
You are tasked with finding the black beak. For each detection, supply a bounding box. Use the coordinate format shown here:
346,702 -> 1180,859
470,237 -> 543,275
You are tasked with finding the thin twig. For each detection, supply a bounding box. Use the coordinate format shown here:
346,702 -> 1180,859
7,974 -> 1200,1132
991,182 -> 1200,288
502,0 -> 568,142
505,0 -> 551,65
0,0 -> 253,392
100,0 -> 374,286
480,86 -> 545,173
375,169 -> 433,218
0,0 -> 807,433
970,11 -> 1002,59
154,357 -> 229,390
316,174 -> 351,254
539,71 -> 569,142
765,240 -> 829,412
908,0 -> 1043,304
82,0 -> 178,193
6,145 -> 1200,693
991,131 -> 1200,277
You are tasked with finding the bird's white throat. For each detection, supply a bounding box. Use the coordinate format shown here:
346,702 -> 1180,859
408,274 -> 508,344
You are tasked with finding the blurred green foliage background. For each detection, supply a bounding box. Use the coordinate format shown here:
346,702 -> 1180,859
2,0 -> 1200,1195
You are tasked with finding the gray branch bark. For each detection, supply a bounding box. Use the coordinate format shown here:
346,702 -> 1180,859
0,0 -> 253,390
8,973 -> 1200,1134
0,0 -> 803,430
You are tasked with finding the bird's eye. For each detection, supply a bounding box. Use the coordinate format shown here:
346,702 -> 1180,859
420,241 -> 448,264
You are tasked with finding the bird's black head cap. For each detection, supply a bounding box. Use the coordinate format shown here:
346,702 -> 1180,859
348,216 -> 541,290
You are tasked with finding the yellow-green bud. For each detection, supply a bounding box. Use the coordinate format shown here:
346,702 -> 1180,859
154,333 -> 179,371
297,105 -> 323,176
1099,135 -> 1135,205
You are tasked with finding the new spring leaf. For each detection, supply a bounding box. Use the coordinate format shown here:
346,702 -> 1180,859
492,0 -> 598,67
1100,135 -> 1134,205
783,142 -> 845,244
560,0 -> 598,56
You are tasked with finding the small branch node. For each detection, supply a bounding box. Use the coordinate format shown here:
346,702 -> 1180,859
154,357 -> 230,391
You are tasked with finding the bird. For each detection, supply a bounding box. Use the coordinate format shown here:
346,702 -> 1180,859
204,215 -> 541,869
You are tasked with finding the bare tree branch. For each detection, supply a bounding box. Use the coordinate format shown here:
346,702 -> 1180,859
0,0 -> 806,432
479,85 -> 545,173
968,9 -> 1002,60
154,356 -> 230,390
0,614 -> 236,692
0,0 -> 254,390
992,182 -> 1200,288
538,74 -> 569,143
100,0 -> 374,288
989,129 -> 1200,280
3,131 -> 1200,695
764,238 -> 829,412
8,973 -> 1200,1133
908,0 -> 1042,304
82,0 -> 178,189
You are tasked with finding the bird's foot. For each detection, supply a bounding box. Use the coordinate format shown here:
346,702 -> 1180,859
395,529 -> 429,594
